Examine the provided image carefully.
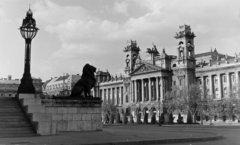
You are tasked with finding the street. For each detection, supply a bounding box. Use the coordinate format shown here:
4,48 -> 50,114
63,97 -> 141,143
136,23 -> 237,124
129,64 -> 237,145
155,125 -> 240,145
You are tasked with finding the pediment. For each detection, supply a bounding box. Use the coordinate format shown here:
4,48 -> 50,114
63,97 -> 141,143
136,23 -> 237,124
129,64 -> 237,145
131,63 -> 161,75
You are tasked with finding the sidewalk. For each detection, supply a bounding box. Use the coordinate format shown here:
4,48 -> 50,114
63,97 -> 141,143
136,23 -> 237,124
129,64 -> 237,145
0,125 -> 223,145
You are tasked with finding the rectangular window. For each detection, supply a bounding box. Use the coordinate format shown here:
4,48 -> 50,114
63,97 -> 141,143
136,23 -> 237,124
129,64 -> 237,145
214,76 -> 218,84
100,89 -> 102,99
223,75 -> 226,83
232,74 -> 235,82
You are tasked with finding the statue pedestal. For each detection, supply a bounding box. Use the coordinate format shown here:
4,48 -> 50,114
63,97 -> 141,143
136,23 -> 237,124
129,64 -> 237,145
17,94 -> 102,135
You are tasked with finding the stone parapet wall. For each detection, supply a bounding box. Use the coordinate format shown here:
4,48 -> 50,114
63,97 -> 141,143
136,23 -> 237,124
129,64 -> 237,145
17,94 -> 102,135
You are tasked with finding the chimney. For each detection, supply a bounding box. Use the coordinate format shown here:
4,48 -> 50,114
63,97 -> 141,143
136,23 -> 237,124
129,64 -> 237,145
8,75 -> 12,80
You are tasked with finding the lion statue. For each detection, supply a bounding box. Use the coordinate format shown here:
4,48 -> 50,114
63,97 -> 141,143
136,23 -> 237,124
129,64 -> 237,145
71,63 -> 96,97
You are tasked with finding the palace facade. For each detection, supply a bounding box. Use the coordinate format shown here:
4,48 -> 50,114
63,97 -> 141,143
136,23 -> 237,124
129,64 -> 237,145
93,25 -> 240,123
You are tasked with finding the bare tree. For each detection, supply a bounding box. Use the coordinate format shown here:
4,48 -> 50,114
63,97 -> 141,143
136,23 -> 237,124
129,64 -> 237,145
102,101 -> 118,124
222,83 -> 240,121
180,84 -> 203,123
202,95 -> 218,125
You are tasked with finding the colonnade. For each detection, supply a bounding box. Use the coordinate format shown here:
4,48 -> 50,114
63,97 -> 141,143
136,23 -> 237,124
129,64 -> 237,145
95,86 -> 124,105
131,76 -> 165,103
198,71 -> 240,99
94,76 -> 168,105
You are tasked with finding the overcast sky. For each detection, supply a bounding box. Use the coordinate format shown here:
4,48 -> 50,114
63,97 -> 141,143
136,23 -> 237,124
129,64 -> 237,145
1,0 -> 240,81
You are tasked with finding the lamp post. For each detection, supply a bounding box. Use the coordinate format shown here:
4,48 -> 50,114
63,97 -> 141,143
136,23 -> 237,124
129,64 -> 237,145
17,8 -> 39,94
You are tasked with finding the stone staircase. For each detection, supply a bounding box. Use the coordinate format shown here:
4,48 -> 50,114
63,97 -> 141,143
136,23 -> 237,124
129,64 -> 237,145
0,97 -> 37,138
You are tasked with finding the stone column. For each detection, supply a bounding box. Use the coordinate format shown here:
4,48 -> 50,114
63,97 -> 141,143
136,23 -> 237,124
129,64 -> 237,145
236,71 -> 239,98
119,87 -> 122,105
235,72 -> 239,86
111,88 -> 113,104
92,87 -> 95,97
131,81 -> 134,103
160,77 -> 164,102
208,75 -> 213,98
201,76 -> 205,97
141,79 -> 144,103
134,80 -> 137,102
114,87 -> 117,105
148,78 -> 151,102
106,88 -> 108,103
109,88 -> 111,104
226,73 -> 231,95
156,77 -> 159,101
218,74 -> 222,99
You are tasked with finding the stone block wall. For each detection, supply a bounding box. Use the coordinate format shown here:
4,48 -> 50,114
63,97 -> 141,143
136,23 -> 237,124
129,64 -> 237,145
17,94 -> 102,135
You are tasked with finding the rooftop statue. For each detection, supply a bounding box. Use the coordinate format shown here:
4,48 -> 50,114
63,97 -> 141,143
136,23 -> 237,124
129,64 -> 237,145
225,54 -> 228,60
71,63 -> 96,97
146,43 -> 159,55
22,8 -> 36,27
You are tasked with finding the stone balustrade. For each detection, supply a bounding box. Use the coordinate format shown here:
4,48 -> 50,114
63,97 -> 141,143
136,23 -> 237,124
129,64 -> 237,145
17,94 -> 102,135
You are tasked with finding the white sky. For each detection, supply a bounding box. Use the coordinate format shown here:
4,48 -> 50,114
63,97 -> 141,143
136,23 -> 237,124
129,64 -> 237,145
1,0 -> 240,81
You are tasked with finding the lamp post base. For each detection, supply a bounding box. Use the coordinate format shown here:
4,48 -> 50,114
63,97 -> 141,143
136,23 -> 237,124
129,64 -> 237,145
17,75 -> 35,94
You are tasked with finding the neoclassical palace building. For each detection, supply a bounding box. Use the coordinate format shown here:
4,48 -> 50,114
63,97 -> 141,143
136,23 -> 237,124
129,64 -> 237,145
93,25 -> 240,122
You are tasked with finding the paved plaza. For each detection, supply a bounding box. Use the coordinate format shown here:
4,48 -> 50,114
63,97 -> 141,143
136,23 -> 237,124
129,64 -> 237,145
1,124 -> 237,145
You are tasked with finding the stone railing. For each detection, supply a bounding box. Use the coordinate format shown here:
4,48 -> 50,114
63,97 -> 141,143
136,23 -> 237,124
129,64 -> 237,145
17,94 -> 103,135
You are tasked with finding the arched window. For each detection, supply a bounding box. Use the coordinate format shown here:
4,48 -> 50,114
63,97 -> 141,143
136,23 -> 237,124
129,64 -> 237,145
179,41 -> 184,45
187,41 -> 192,45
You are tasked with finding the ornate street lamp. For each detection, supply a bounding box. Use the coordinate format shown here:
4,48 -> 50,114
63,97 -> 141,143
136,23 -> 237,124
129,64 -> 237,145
17,8 -> 39,94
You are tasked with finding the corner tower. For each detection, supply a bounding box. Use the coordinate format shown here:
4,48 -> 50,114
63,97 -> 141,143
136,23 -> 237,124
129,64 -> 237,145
123,40 -> 140,75
172,25 -> 196,87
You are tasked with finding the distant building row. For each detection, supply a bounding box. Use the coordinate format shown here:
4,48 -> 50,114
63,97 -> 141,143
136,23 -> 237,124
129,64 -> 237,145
42,74 -> 81,96
0,75 -> 43,97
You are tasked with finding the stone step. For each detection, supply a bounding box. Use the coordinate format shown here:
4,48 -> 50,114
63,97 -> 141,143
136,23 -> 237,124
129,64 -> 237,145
0,104 -> 20,107
0,112 -> 25,116
0,98 -> 16,101
0,124 -> 32,128
0,101 -> 18,103
0,97 -> 36,137
0,108 -> 23,112
0,117 -> 28,122
0,107 -> 22,109
0,126 -> 33,131
0,115 -> 26,119
0,121 -> 29,125
0,102 -> 19,104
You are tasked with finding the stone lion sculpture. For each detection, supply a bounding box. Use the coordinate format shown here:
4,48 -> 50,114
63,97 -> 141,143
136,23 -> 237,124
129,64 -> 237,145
71,63 -> 96,97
